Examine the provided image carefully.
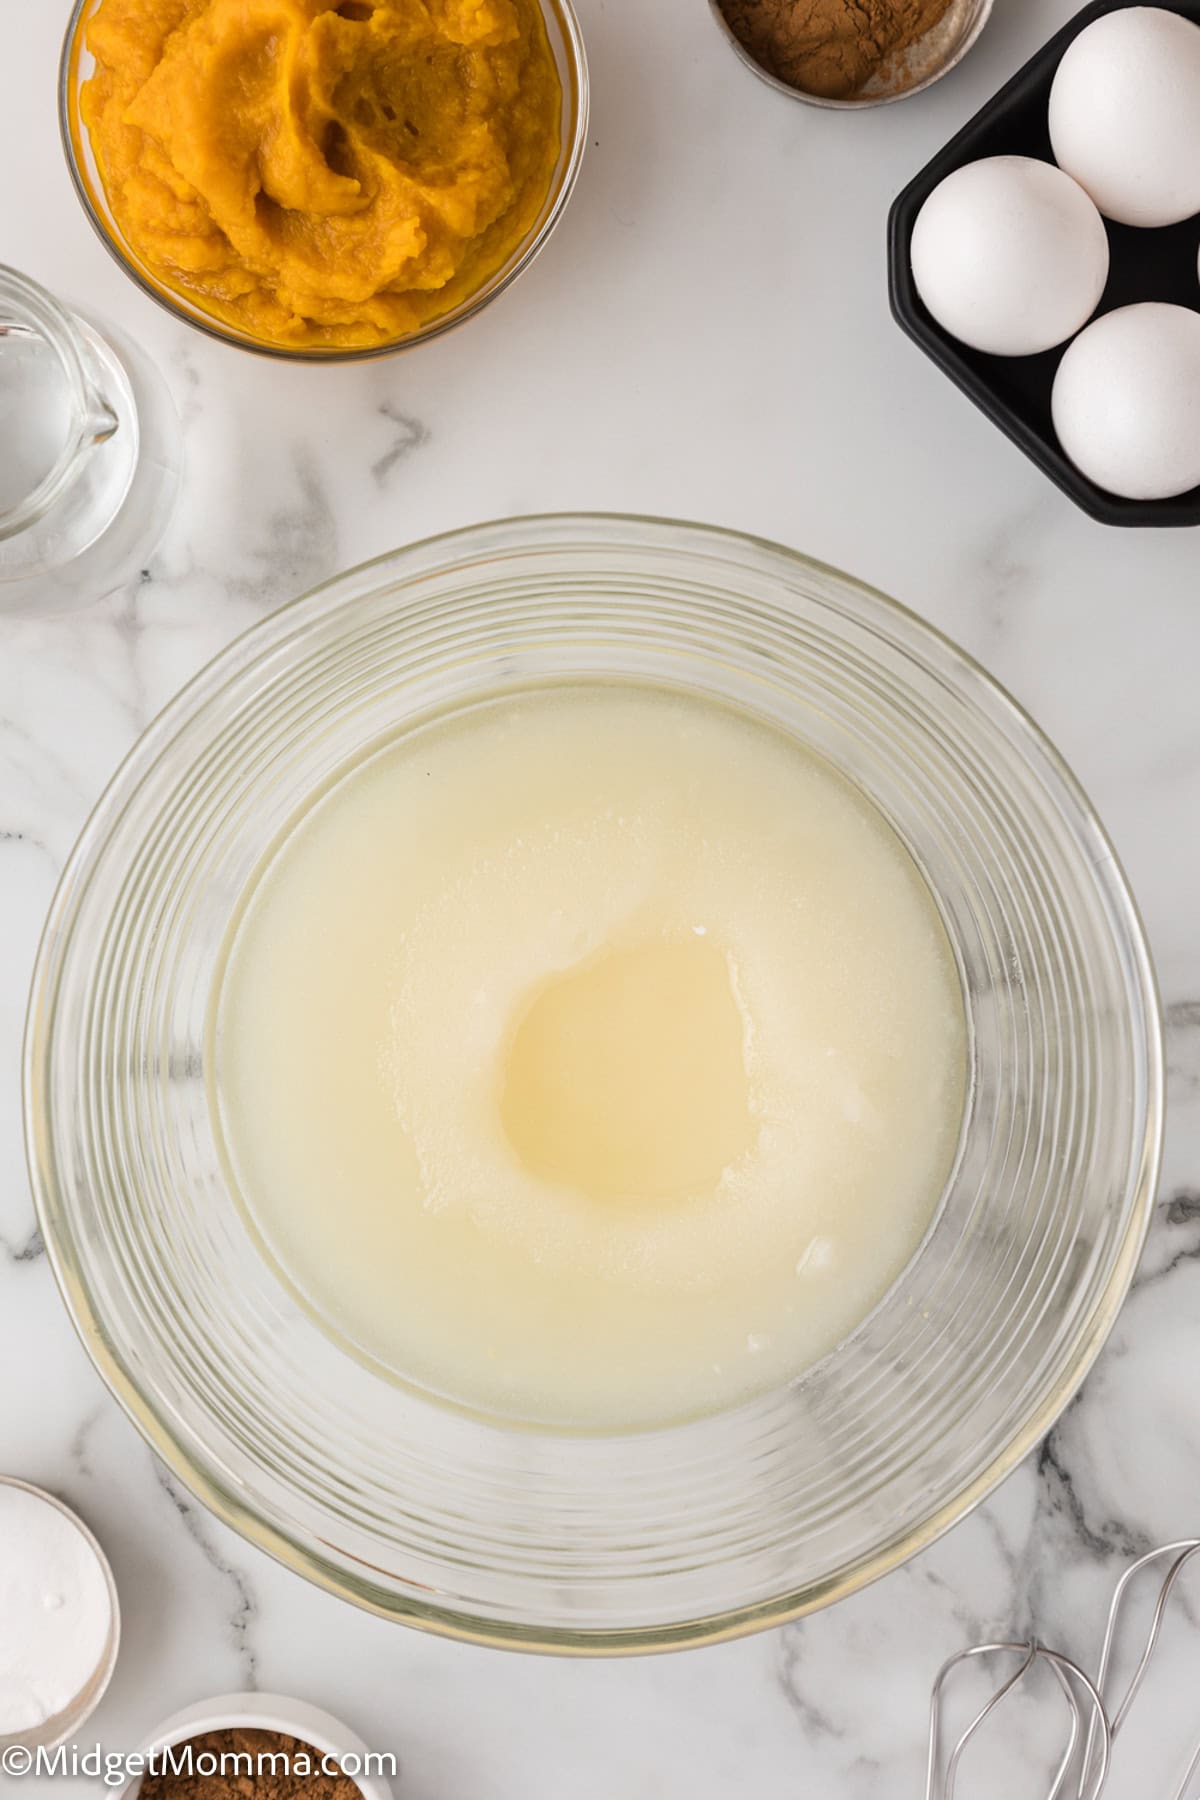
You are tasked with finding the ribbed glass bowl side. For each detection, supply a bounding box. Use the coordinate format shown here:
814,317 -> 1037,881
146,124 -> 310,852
24,515 -> 1162,1651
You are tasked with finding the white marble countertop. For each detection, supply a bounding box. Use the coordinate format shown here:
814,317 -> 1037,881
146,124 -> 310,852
4,1 -> 1200,1794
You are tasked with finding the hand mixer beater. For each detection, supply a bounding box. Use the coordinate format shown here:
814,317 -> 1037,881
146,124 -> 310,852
926,1541 -> 1200,1798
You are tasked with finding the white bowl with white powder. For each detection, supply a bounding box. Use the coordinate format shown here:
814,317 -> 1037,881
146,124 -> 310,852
0,1477 -> 119,1750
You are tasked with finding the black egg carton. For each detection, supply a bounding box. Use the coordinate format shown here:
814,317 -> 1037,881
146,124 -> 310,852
888,0 -> 1200,527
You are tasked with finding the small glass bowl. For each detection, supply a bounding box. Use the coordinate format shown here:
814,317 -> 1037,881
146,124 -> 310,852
58,0 -> 588,362
25,515 -> 1162,1652
708,0 -> 994,108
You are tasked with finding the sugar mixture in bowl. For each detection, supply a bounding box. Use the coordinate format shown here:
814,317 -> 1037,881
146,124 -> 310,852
212,685 -> 967,1428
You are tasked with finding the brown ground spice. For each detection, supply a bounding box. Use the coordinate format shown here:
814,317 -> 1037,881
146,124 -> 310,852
717,0 -> 955,99
138,1729 -> 364,1800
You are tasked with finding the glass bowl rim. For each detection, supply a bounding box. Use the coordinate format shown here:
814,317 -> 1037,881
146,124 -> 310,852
23,512 -> 1165,1652
57,0 -> 590,363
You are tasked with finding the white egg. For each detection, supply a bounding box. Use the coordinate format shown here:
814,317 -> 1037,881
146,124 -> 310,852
910,156 -> 1109,357
1049,7 -> 1200,228
1052,303 -> 1200,500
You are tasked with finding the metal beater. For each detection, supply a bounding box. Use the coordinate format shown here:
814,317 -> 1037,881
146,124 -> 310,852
925,1540 -> 1200,1798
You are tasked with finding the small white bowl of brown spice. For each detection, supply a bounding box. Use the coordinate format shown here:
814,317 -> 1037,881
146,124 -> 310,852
120,1694 -> 393,1800
709,0 -> 994,107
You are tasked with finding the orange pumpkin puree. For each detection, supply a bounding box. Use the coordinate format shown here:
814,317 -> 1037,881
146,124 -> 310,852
80,0 -> 563,348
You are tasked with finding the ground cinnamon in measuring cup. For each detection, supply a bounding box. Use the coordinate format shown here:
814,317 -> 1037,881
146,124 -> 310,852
717,0 -> 955,98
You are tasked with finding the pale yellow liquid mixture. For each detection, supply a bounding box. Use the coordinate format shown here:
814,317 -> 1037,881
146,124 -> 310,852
214,685 -> 967,1429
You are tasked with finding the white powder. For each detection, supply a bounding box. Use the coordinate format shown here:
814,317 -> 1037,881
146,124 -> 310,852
0,1486 -> 113,1736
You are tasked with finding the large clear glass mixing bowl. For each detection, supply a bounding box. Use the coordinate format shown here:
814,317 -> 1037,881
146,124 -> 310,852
24,515 -> 1163,1651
